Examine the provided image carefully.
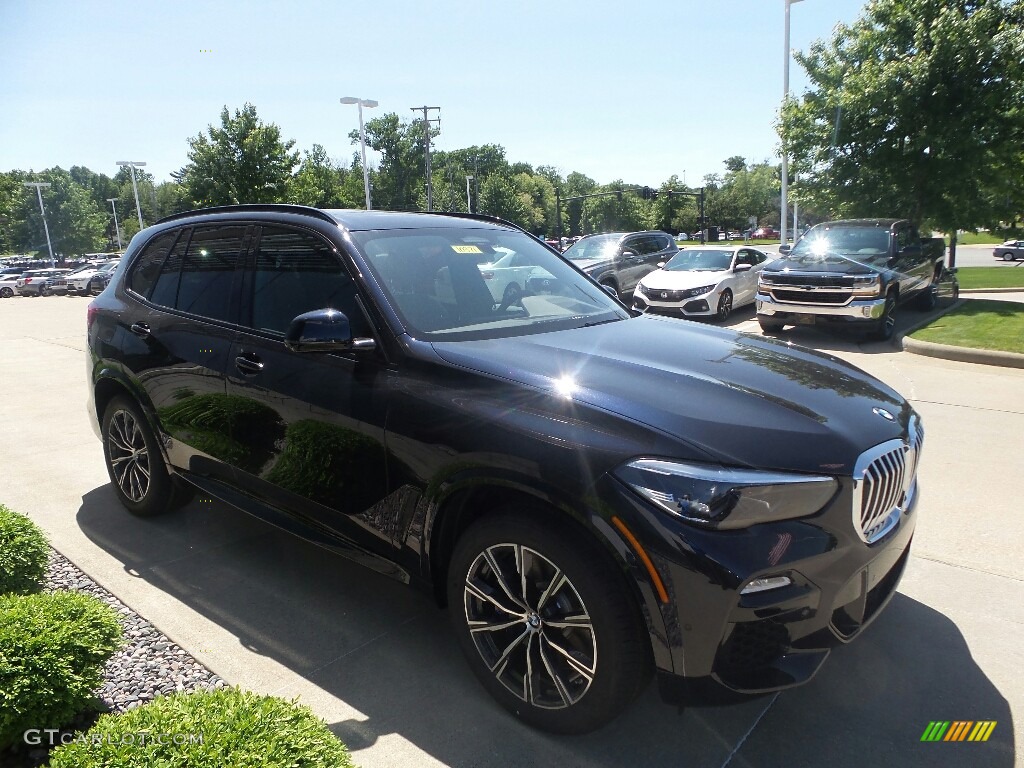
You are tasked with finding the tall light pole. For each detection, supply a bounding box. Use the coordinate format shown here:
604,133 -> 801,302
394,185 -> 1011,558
24,182 -> 55,266
340,97 -> 378,209
411,106 -> 441,211
781,0 -> 805,248
107,198 -> 123,251
116,161 -> 147,230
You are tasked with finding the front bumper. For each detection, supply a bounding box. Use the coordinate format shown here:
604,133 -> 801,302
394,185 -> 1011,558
633,291 -> 717,317
756,291 -> 886,324
603,471 -> 917,699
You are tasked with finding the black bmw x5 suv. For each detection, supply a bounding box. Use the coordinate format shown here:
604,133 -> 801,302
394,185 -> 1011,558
87,205 -> 921,733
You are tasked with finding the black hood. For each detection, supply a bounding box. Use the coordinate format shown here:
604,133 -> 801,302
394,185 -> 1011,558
765,254 -> 884,276
431,316 -> 911,475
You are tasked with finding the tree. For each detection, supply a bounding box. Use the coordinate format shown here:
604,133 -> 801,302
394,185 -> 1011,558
14,168 -> 105,257
478,175 -> 530,226
175,103 -> 299,208
782,0 -> 1024,264
287,145 -> 358,208
353,113 -> 436,211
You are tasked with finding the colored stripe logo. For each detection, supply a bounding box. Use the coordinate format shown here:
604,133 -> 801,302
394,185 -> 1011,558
921,721 -> 997,742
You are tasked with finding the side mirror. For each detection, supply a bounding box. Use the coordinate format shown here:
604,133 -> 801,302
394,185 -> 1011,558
778,245 -> 791,255
657,261 -> 666,268
734,263 -> 753,272
602,284 -> 618,298
284,308 -> 375,353
618,249 -> 638,261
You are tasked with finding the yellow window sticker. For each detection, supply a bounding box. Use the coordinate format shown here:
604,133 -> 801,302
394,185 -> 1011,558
451,245 -> 483,254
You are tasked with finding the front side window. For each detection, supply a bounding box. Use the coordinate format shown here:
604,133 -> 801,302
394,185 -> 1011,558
352,227 -> 627,341
248,226 -> 369,337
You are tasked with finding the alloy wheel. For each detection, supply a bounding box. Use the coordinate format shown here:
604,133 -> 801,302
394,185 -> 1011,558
463,543 -> 597,710
106,409 -> 151,502
717,290 -> 733,320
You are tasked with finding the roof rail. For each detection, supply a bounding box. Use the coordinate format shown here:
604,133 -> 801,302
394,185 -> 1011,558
155,204 -> 337,226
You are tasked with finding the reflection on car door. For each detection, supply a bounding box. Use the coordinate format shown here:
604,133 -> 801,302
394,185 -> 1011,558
224,224 -> 397,561
734,249 -> 762,304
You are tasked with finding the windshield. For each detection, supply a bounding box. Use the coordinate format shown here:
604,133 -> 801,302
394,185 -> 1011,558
664,249 -> 733,272
561,234 -> 622,261
352,227 -> 628,341
789,226 -> 890,260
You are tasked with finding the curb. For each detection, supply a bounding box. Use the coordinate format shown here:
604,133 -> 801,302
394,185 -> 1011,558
896,298 -> 1024,369
959,287 -> 1024,294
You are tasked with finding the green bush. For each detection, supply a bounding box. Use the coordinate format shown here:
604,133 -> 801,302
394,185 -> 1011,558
0,504 -> 50,595
48,688 -> 353,768
0,591 -> 122,749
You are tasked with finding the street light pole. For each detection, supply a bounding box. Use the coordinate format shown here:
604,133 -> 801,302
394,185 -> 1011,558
340,97 -> 378,209
116,161 -> 147,230
466,175 -> 474,213
781,0 -> 805,248
107,198 -> 122,251
24,182 -> 55,266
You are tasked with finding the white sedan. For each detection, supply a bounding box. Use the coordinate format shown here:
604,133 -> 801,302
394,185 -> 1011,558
632,246 -> 773,321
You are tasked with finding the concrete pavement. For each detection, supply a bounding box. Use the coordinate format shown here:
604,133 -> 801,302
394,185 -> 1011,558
1,294 -> 1020,767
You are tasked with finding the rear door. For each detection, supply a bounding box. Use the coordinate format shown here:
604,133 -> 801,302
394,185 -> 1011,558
125,224 -> 248,483
224,223 -> 396,558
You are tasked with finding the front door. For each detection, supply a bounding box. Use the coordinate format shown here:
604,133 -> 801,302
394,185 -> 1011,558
224,224 -> 395,558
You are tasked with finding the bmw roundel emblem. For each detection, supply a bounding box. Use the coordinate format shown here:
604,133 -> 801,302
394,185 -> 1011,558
872,407 -> 895,421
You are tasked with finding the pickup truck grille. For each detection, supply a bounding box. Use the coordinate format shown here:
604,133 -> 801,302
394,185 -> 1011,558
770,289 -> 852,305
763,273 -> 858,289
853,419 -> 923,544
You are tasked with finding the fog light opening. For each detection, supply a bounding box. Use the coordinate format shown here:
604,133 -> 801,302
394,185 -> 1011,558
741,575 -> 792,595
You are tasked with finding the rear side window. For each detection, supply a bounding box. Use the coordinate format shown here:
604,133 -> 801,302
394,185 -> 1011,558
149,230 -> 191,308
175,225 -> 245,322
248,226 -> 368,337
128,231 -> 178,298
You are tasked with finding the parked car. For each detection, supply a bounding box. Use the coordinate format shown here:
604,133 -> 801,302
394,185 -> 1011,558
48,264 -> 96,295
15,268 -> 70,296
68,259 -> 121,295
477,249 -> 556,304
993,239 -> 1024,261
756,219 -> 945,340
89,204 -> 923,734
561,231 -> 677,299
633,246 -> 773,321
0,273 -> 22,298
753,227 -> 779,239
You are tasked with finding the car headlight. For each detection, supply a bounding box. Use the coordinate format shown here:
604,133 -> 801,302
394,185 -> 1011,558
850,275 -> 882,296
614,459 -> 838,529
683,284 -> 717,299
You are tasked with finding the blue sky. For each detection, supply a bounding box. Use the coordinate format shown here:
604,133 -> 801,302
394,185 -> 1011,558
1,0 -> 869,187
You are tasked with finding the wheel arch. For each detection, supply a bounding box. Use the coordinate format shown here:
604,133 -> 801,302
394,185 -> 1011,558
426,479 -> 672,673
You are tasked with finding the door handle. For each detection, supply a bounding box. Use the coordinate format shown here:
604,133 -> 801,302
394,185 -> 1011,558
234,354 -> 264,375
129,322 -> 151,337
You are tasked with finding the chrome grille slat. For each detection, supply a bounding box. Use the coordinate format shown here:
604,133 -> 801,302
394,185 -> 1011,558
852,417 -> 923,544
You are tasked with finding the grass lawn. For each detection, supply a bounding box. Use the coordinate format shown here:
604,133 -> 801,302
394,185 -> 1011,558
955,267 -> 1024,290
911,300 -> 1024,355
955,230 -> 1021,245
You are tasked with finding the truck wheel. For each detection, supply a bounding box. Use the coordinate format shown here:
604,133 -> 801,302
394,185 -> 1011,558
870,294 -> 897,341
915,273 -> 939,311
758,318 -> 785,333
447,510 -> 651,734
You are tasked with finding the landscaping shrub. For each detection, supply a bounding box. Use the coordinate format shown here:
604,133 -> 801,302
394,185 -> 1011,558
0,504 -> 49,595
0,591 -> 122,749
48,687 -> 353,768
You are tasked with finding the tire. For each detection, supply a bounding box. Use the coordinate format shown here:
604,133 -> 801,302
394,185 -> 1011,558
89,280 -> 101,296
447,510 -> 651,734
870,293 -> 897,341
101,396 -> 191,517
1002,251 -> 1016,262
915,271 -> 939,311
0,287 -> 12,298
715,289 -> 733,321
758,317 -> 785,333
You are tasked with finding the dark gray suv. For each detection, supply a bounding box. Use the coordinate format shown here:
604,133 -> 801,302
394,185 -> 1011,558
561,231 -> 677,299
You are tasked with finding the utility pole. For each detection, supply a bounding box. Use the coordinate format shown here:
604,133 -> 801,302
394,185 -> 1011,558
24,182 -> 55,266
410,105 -> 441,210
107,198 -> 122,250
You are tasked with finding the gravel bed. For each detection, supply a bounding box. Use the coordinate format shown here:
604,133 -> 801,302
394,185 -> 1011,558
45,548 -> 228,712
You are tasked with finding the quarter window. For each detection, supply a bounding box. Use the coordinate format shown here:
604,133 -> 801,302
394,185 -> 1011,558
128,231 -> 178,298
249,226 -> 368,337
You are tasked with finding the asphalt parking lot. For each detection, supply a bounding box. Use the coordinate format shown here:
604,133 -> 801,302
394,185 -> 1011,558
1,293 -> 1021,767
